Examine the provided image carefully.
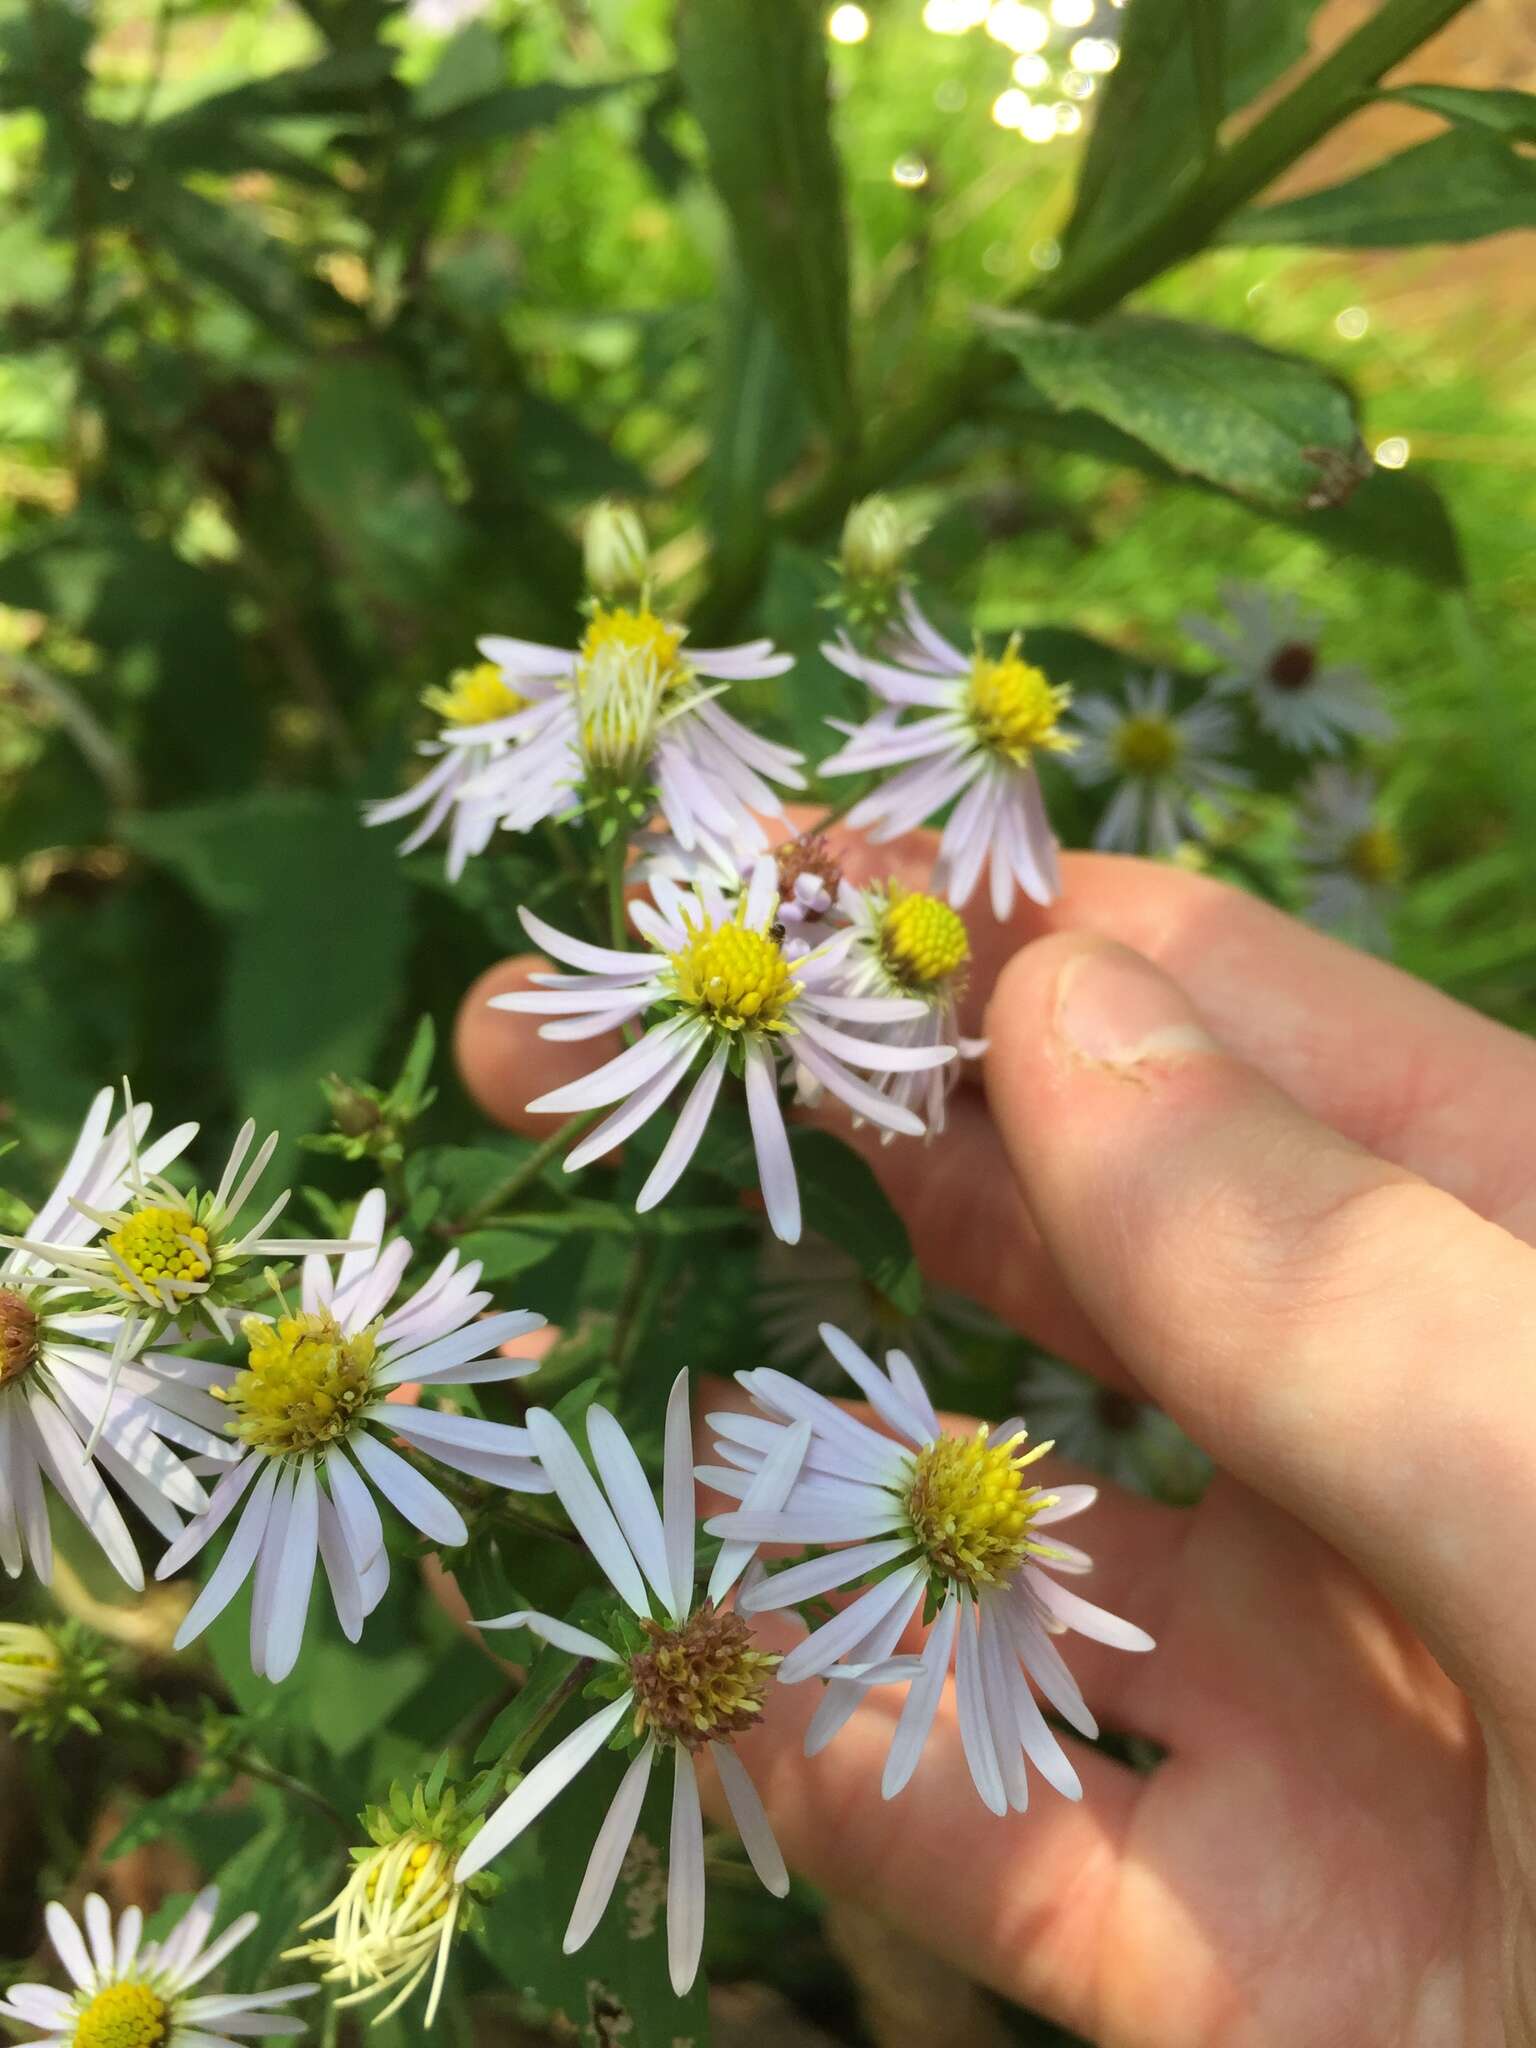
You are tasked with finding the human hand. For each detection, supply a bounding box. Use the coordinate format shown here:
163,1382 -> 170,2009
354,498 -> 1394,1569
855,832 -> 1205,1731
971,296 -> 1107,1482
456,831 -> 1536,2048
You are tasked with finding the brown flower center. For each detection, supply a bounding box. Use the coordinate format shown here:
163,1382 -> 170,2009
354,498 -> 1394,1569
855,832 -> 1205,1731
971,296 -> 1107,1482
0,1289 -> 39,1388
627,1605 -> 778,1751
1267,641 -> 1318,691
772,831 -> 843,909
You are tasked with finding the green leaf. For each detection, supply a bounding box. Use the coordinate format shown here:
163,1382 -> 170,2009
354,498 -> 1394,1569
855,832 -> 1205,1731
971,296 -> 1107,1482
703,264 -> 808,586
984,311 -> 1370,514
1377,83 -> 1536,142
791,1130 -> 923,1318
289,359 -> 468,598
411,76 -> 642,149
122,793 -> 411,1182
1222,129 -> 1536,247
1064,0 -> 1329,261
989,381 -> 1464,586
152,46 -> 399,132
133,177 -> 322,343
677,0 -> 853,448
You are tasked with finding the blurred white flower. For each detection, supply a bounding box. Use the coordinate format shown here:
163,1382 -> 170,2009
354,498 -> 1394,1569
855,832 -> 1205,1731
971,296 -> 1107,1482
1071,671 -> 1249,855
704,1324 -> 1153,1815
363,663 -> 537,882
0,1088 -> 229,1589
457,1372 -> 800,1994
832,878 -> 985,1138
820,595 -> 1076,918
0,1886 -> 312,2047
156,1189 -> 548,1683
755,1231 -> 999,1379
493,858 -> 954,1243
1017,1354 -> 1209,1499
1295,763 -> 1403,952
1183,584 -> 1395,754
407,0 -> 489,31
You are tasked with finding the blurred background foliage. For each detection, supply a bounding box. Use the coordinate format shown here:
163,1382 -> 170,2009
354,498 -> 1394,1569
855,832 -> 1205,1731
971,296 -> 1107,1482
0,0 -> 1533,2040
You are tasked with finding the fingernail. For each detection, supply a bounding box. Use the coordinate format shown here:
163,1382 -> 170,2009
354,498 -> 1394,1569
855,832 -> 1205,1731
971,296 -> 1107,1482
1054,945 -> 1219,1069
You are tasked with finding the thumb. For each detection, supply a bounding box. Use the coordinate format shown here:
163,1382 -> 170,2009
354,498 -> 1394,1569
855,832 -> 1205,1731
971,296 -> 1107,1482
983,932 -> 1536,1712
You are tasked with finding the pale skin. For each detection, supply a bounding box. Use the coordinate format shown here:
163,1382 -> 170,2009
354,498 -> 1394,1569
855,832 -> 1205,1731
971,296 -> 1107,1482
453,828 -> 1536,2048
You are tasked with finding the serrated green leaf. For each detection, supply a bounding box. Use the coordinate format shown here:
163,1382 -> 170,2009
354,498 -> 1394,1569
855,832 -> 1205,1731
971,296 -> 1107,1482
1223,128 -> 1536,247
677,0 -> 852,449
985,312 -> 1370,514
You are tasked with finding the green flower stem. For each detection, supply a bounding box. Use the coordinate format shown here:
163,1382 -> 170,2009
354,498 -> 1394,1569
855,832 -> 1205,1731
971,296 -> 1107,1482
604,832 -> 630,954
496,1658 -> 595,1778
454,1110 -> 604,1230
119,1698 -> 350,1837
700,0 -> 1476,633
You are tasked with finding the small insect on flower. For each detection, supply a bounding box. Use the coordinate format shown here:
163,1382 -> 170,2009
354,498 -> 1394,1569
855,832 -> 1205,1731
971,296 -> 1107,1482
820,594 -> 1076,918
456,1373 -> 810,1996
289,1771 -> 497,2028
155,1189 -> 549,1683
703,1324 -> 1154,1816
832,879 -> 985,1138
1295,763 -> 1404,952
1182,583 -> 1396,754
1070,672 -> 1249,856
0,1089 -> 236,1589
493,859 -> 955,1243
0,1886 -> 313,2048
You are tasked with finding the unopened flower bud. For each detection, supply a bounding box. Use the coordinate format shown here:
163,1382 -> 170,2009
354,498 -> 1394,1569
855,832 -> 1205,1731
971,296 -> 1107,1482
839,494 -> 924,588
322,1076 -> 385,1140
583,500 -> 651,604
0,1622 -> 61,1717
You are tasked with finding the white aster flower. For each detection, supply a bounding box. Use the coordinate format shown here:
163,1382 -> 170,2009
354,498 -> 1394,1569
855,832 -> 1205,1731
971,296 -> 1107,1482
1016,1354 -> 1210,1501
1182,582 -> 1396,754
0,1886 -> 313,2048
0,1089 -> 234,1589
820,594 -> 1077,919
755,1231 -> 1000,1381
4,1109 -> 359,1348
1294,763 -> 1403,951
703,1323 -> 1154,1816
364,662 -> 545,881
155,1188 -> 549,1683
1071,671 -> 1250,856
831,878 -> 985,1139
439,602 -> 804,860
631,828 -> 848,959
457,1372 -> 804,1995
493,858 -> 955,1244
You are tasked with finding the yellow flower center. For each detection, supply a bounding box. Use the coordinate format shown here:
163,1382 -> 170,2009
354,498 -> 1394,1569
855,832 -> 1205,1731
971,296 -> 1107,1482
219,1311 -> 378,1456
966,642 -> 1075,764
580,604 -> 685,684
0,1288 -> 40,1387
905,1425 -> 1057,1590
422,663 -> 529,728
72,1983 -> 168,2048
669,917 -> 800,1031
879,888 -> 970,989
1345,822 -> 1403,887
1111,712 -> 1181,778
628,1605 -> 779,1751
105,1207 -> 211,1299
364,1838 -> 455,1926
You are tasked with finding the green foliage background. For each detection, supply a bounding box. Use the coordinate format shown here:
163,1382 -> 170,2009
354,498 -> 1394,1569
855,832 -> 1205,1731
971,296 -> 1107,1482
0,0 -> 1533,2041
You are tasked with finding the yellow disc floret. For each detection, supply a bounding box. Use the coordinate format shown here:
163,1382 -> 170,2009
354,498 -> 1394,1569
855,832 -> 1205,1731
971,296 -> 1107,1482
220,1311 -> 378,1456
72,1982 -> 169,2048
423,663 -> 529,729
0,1288 -> 39,1387
1345,822 -> 1403,887
879,887 -> 970,989
580,604 -> 685,686
905,1425 -> 1058,1590
669,916 -> 800,1031
629,1605 -> 780,1751
966,640 -> 1076,764
363,1837 -> 455,1926
1111,712 -> 1181,778
105,1207 -> 211,1301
